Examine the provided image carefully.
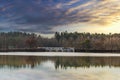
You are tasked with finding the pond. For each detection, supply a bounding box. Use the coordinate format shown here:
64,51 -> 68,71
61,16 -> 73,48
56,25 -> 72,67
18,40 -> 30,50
0,55 -> 119,80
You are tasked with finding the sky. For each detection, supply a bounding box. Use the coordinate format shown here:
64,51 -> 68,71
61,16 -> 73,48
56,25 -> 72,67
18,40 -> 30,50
0,0 -> 120,34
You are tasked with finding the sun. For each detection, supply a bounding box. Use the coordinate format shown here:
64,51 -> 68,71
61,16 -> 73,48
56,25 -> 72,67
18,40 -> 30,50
103,19 -> 120,33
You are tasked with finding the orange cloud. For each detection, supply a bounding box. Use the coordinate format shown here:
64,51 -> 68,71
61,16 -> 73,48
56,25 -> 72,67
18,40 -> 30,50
64,0 -> 120,26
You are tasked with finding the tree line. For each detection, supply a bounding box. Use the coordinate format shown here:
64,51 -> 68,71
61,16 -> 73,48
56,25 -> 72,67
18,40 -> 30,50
0,31 -> 120,51
55,31 -> 120,50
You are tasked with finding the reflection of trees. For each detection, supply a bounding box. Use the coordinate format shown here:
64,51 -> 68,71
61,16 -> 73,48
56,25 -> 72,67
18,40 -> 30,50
0,56 -> 44,68
54,57 -> 120,69
25,56 -> 37,68
0,56 -> 120,69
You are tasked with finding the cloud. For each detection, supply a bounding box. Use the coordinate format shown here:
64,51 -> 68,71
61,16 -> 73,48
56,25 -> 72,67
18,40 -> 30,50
65,0 -> 120,25
0,0 -> 120,33
65,0 -> 79,6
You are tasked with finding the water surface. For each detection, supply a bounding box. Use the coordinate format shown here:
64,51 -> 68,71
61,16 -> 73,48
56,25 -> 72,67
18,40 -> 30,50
0,55 -> 120,80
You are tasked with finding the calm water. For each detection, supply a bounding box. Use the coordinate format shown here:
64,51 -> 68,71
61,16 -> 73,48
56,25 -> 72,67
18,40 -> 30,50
0,55 -> 120,80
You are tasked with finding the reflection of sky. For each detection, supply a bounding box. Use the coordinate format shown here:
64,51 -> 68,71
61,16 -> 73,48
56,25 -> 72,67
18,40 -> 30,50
0,61 -> 119,80
0,0 -> 120,34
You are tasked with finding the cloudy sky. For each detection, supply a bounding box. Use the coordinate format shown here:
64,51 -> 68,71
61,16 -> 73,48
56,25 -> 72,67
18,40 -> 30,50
0,0 -> 120,34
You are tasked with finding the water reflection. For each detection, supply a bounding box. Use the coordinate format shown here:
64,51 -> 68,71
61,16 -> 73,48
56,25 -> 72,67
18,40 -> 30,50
0,55 -> 120,80
0,56 -> 120,69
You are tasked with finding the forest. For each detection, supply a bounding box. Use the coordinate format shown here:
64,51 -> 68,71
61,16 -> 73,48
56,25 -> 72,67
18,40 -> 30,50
0,31 -> 120,52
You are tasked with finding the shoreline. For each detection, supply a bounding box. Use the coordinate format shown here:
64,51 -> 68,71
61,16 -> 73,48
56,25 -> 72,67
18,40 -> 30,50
0,49 -> 120,53
0,52 -> 120,57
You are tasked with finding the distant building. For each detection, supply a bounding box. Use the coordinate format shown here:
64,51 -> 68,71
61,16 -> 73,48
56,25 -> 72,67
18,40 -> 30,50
37,47 -> 74,52
63,47 -> 75,52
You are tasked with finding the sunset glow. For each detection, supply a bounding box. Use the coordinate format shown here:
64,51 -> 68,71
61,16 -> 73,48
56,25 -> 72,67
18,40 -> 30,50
0,0 -> 120,34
